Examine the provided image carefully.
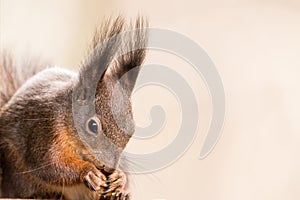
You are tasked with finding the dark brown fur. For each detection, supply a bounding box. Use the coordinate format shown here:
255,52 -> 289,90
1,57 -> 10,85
0,52 -> 47,107
0,17 -> 148,199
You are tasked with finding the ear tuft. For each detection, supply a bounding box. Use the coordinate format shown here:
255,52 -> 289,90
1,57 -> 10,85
107,16 -> 148,92
76,16 -> 148,101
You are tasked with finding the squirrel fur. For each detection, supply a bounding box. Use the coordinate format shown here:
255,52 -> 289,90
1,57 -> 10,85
0,17 -> 148,200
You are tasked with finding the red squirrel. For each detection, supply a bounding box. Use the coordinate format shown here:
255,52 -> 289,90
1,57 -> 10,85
0,17 -> 148,200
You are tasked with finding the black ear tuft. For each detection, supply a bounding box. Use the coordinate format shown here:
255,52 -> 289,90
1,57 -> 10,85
75,16 -> 148,102
106,17 -> 148,92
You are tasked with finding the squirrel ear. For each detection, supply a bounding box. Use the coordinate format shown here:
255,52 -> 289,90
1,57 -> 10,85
101,17 -> 148,94
74,16 -> 148,102
102,35 -> 147,94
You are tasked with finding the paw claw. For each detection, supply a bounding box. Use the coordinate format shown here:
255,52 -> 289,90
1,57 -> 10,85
82,166 -> 107,192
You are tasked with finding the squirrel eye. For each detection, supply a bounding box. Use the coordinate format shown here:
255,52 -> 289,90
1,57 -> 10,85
86,117 -> 100,135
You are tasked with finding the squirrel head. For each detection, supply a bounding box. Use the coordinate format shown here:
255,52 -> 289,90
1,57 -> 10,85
72,17 -> 148,170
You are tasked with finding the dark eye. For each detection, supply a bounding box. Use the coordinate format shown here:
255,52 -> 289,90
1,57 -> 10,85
86,117 -> 101,135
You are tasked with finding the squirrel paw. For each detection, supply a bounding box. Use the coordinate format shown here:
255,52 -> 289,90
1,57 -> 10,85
81,166 -> 107,192
100,191 -> 131,200
101,169 -> 129,199
105,169 -> 127,193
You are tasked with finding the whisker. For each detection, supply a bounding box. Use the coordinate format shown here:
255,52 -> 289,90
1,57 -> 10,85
15,155 -> 78,175
121,154 -> 163,185
60,178 -> 65,200
23,117 -> 54,121
15,161 -> 56,174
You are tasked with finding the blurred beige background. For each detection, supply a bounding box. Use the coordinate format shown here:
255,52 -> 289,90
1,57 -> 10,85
1,0 -> 300,199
